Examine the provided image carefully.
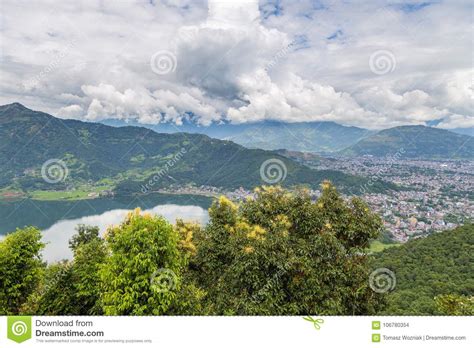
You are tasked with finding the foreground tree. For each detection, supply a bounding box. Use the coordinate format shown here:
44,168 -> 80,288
191,182 -> 384,315
72,233 -> 107,314
100,209 -> 183,315
31,261 -> 76,314
0,227 -> 44,314
69,224 -> 101,251
166,220 -> 208,315
25,225 -> 106,315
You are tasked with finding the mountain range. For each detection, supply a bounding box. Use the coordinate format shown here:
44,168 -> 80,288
101,119 -> 372,152
341,125 -> 473,159
0,103 -> 392,194
101,117 -> 473,159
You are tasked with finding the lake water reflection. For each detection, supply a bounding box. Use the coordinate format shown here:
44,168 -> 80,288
42,204 -> 208,262
0,194 -> 212,263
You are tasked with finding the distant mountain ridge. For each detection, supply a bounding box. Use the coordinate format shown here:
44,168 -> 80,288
450,128 -> 474,137
0,103 -> 394,194
340,125 -> 474,159
100,117 -> 472,158
5,103 -> 469,163
223,121 -> 373,152
100,118 -> 373,152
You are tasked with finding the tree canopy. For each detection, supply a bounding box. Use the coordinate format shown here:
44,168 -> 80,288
0,184 -> 471,316
190,183 -> 383,315
371,223 -> 474,315
0,226 -> 44,314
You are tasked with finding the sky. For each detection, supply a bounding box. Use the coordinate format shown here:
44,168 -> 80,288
0,0 -> 472,129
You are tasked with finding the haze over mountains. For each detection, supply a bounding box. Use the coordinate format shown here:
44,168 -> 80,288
101,118 -> 373,153
101,113 -> 473,159
0,103 -> 393,194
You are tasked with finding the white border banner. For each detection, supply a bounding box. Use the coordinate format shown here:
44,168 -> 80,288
1,316 -> 473,347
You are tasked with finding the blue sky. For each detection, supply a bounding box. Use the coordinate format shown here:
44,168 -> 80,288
0,0 -> 472,129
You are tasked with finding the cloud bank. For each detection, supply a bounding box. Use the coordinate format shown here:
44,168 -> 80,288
0,0 -> 472,129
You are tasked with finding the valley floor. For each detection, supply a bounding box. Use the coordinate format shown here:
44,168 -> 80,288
281,154 -> 474,243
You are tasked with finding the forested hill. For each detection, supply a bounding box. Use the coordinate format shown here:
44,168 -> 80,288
0,103 -> 394,194
341,125 -> 473,159
372,224 -> 474,315
222,121 -> 371,152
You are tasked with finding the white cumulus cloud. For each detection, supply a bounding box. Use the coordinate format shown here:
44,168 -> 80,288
0,0 -> 472,130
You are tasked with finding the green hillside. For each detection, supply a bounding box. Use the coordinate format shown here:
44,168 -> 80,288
101,119 -> 372,152
0,103 -> 392,194
226,121 -> 372,152
372,224 -> 474,315
341,125 -> 473,159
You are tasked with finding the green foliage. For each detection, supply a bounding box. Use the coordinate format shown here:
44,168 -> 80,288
163,220 -> 208,315
69,224 -> 100,251
25,225 -> 106,315
435,294 -> 474,315
190,183 -> 384,315
71,235 -> 107,314
372,224 -> 474,315
2,184 -> 470,316
0,227 -> 44,314
99,209 -> 183,315
31,261 -> 76,315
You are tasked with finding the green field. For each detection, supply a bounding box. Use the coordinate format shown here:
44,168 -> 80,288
28,190 -> 94,200
0,185 -> 115,202
28,184 -> 114,200
369,240 -> 401,253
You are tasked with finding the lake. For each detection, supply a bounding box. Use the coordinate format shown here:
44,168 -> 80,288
0,194 -> 212,263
